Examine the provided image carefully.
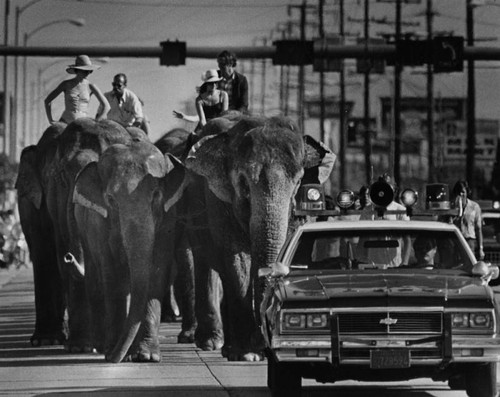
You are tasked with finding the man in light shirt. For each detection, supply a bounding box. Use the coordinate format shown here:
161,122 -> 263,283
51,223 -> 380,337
99,73 -> 149,134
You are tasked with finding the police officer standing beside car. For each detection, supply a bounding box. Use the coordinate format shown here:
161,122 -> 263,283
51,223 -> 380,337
453,180 -> 485,260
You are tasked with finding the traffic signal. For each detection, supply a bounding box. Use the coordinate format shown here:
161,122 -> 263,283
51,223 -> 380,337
160,40 -> 186,66
273,40 -> 314,65
432,36 -> 464,73
395,39 -> 430,66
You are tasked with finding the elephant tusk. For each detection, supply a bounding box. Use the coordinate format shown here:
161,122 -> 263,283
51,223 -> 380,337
64,252 -> 85,278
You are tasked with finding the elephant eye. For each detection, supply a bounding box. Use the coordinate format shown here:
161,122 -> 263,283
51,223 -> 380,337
105,194 -> 117,210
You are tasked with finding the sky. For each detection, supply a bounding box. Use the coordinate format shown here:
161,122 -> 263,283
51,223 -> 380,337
3,0 -> 500,155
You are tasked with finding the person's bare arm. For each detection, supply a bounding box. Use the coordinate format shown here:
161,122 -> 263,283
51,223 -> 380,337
195,98 -> 207,127
221,91 -> 229,113
476,206 -> 485,259
44,82 -> 65,124
172,110 -> 199,123
90,83 -> 110,121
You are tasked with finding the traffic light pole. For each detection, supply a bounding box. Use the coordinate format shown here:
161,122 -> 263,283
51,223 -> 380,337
393,0 -> 402,188
466,0 -> 476,191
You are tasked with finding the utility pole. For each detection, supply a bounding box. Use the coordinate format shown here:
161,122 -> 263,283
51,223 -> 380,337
260,37 -> 267,116
318,0 -> 325,142
426,0 -> 435,182
363,0 -> 372,185
394,0 -> 402,187
466,0 -> 476,190
298,0 -> 307,134
3,0 -> 10,156
339,0 -> 346,188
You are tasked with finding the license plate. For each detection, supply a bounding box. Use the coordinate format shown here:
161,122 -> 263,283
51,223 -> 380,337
370,349 -> 410,369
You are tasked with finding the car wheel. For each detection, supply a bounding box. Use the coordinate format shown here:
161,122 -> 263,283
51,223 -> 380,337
465,363 -> 498,397
267,355 -> 301,397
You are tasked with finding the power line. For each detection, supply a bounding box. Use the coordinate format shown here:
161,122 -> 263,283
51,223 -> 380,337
65,0 -> 289,8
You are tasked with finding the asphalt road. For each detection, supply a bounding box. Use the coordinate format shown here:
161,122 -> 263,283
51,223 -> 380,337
0,265 -> 491,397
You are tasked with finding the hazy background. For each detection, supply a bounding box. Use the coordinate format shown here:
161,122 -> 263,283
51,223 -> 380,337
3,0 -> 500,150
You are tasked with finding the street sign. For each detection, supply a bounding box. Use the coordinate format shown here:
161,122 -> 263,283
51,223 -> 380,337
432,36 -> 464,73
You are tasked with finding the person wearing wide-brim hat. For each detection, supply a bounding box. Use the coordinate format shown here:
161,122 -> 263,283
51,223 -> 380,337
173,69 -> 228,132
44,55 -> 110,125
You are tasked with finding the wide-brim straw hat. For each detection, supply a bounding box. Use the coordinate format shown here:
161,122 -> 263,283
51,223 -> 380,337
66,55 -> 101,74
201,69 -> 222,84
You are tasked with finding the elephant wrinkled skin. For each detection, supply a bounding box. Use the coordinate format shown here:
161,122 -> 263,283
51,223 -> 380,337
15,118 -> 135,351
173,115 -> 334,361
72,140 -> 187,363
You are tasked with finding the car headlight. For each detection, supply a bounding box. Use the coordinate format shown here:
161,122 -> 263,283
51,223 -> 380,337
307,188 -> 321,201
452,312 -> 493,329
283,313 -> 306,329
282,312 -> 329,331
470,313 -> 492,328
306,313 -> 329,329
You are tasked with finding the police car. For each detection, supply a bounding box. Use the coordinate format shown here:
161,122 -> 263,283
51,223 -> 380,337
259,182 -> 500,397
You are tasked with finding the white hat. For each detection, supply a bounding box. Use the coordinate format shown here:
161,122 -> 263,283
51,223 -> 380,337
201,69 -> 222,84
66,55 -> 101,74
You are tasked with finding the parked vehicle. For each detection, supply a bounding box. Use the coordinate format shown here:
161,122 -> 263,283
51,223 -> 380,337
259,181 -> 500,397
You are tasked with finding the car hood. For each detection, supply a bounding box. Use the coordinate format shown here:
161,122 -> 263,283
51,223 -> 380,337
281,272 -> 492,303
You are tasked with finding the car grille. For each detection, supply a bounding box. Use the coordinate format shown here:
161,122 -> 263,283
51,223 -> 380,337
340,349 -> 442,360
338,312 -> 442,334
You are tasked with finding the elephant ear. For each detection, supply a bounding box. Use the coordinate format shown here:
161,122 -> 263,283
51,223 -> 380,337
185,133 -> 232,203
73,162 -> 108,218
162,154 -> 188,213
303,135 -> 336,184
15,146 -> 42,209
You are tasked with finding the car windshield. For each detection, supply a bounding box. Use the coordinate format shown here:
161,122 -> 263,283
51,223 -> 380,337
290,229 -> 473,271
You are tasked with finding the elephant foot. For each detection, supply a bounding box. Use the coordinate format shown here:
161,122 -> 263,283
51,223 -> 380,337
225,347 -> 265,362
30,331 -> 66,347
63,337 -> 96,354
115,343 -> 161,363
64,343 -> 97,354
195,332 -> 224,351
177,330 -> 195,344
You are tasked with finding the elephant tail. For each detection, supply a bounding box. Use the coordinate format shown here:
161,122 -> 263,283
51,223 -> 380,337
64,252 -> 85,279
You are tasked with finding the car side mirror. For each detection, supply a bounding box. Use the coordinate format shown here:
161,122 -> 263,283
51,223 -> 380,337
258,262 -> 290,278
472,261 -> 499,282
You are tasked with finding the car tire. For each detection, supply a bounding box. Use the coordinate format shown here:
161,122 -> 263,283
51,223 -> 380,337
267,355 -> 301,397
465,363 -> 498,397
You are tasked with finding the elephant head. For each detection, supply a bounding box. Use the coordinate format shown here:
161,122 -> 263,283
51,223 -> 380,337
186,115 -> 319,270
73,139 -> 186,363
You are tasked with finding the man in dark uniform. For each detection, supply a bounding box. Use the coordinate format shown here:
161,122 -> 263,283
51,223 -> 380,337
217,50 -> 249,113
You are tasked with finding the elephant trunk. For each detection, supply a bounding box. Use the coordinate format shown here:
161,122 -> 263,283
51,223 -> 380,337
250,197 -> 291,271
64,252 -> 85,279
108,209 -> 155,363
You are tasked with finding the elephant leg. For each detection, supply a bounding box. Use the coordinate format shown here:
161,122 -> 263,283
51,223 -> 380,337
221,252 -> 264,362
174,227 -> 196,344
194,259 -> 224,351
58,240 -> 93,353
18,198 -> 67,346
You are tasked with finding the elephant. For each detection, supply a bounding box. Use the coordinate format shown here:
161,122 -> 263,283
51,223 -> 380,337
71,139 -> 188,363
15,118 -> 137,351
170,114 -> 335,361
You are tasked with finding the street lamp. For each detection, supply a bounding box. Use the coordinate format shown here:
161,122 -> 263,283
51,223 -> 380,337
14,0 -> 49,158
19,18 -> 85,158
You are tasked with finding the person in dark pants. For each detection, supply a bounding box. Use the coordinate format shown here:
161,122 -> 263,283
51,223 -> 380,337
217,50 -> 249,113
452,180 -> 485,260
